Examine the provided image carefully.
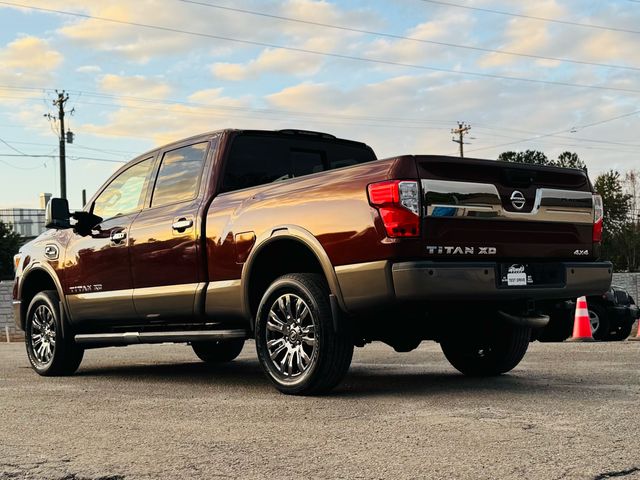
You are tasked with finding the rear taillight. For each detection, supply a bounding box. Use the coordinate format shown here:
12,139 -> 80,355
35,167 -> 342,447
593,194 -> 603,242
367,180 -> 420,237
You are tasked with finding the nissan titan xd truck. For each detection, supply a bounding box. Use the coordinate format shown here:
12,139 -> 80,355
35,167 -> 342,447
12,129 -> 612,394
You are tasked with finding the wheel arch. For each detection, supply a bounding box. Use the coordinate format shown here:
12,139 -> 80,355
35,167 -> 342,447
241,225 -> 345,327
19,264 -> 66,330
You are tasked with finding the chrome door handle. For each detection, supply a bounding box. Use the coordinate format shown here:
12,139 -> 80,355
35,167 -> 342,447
110,231 -> 126,243
172,219 -> 193,232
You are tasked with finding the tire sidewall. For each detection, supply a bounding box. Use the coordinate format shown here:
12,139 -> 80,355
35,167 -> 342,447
255,276 -> 326,392
25,292 -> 61,374
588,303 -> 609,340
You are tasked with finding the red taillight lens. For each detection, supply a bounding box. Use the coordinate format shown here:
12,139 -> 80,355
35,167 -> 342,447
593,194 -> 603,242
367,180 -> 420,237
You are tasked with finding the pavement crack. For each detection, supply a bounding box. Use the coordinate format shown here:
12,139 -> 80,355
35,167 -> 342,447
593,466 -> 640,479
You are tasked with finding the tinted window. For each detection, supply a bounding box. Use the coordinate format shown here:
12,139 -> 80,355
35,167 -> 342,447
291,150 -> 325,177
222,134 -> 376,192
93,158 -> 152,219
151,142 -> 207,207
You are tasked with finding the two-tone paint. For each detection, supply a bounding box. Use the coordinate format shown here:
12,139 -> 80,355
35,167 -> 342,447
13,128 -> 612,336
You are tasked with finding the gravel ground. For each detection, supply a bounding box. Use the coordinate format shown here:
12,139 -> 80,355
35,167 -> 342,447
1,340 -> 639,480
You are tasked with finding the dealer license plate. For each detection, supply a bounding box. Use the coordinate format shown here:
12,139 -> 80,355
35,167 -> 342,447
499,264 -> 534,287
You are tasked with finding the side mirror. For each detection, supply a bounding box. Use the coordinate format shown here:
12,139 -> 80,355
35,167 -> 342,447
45,198 -> 71,229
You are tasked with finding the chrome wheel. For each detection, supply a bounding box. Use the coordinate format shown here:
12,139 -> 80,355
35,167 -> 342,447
265,293 -> 317,378
589,309 -> 600,334
30,304 -> 56,365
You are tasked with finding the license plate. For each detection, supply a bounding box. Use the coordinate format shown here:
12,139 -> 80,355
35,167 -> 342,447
500,264 -> 534,288
507,272 -> 527,286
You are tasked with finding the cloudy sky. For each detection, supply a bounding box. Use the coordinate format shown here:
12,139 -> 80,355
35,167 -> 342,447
0,0 -> 639,208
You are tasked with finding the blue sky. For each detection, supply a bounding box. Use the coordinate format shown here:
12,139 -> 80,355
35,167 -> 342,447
0,0 -> 639,208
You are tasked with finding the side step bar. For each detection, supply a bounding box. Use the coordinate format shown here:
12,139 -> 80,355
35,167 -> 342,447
75,329 -> 247,347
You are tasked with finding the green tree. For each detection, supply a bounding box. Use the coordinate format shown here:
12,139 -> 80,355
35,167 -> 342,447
0,220 -> 21,280
498,150 -> 586,170
555,151 -> 587,170
594,171 -> 633,271
498,150 -> 551,165
594,170 -> 631,236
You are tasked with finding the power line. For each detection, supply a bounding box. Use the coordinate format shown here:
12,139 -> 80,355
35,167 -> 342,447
178,0 -> 640,72
0,153 -> 126,163
418,0 -> 640,35
1,83 -> 640,134
468,108 -> 640,153
0,136 -> 29,155
2,84 -> 639,151
1,2 -> 640,95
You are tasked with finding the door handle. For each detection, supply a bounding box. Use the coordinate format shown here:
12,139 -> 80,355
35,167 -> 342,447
110,231 -> 127,243
172,218 -> 193,232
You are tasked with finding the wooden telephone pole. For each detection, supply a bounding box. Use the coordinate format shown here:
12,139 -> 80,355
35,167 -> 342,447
451,122 -> 471,158
52,91 -> 69,199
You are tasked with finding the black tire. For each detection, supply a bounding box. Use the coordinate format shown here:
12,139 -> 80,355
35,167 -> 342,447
589,303 -> 610,341
608,324 -> 632,341
440,320 -> 531,376
24,290 -> 84,376
191,339 -> 245,363
255,273 -> 353,395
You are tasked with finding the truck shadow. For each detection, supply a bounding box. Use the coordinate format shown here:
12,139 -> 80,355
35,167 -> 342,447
75,357 -> 573,399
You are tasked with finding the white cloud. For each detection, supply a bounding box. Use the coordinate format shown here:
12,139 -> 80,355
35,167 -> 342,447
76,65 -> 102,73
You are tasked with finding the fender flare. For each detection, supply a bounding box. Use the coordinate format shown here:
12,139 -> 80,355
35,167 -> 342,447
240,225 -> 347,320
19,262 -> 69,329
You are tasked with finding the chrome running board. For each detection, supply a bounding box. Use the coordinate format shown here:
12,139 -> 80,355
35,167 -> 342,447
75,329 -> 247,347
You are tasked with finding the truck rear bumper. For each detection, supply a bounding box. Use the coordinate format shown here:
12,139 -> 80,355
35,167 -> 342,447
392,261 -> 612,302
335,260 -> 612,311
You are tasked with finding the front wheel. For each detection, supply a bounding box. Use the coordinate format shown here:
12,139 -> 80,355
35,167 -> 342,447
440,320 -> 531,376
255,273 -> 353,395
25,290 -> 84,376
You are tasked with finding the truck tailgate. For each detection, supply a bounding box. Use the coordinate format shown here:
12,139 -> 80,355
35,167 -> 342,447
416,155 -> 595,261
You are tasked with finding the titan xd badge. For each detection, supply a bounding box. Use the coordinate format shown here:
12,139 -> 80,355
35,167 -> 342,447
426,246 -> 497,255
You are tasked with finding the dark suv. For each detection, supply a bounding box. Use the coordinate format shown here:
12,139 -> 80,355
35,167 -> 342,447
538,285 -> 638,341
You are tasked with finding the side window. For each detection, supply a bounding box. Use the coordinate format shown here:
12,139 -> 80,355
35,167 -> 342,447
222,137 -> 289,192
151,142 -> 208,207
93,158 -> 152,220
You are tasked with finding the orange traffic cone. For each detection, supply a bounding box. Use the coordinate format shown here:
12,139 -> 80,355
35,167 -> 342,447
629,320 -> 640,341
567,296 -> 595,342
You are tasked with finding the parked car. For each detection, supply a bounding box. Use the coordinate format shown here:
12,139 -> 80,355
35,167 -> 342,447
537,285 -> 639,341
587,286 -> 639,340
12,128 -> 612,395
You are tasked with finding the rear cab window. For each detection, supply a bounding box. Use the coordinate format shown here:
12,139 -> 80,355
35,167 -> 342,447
221,133 -> 377,193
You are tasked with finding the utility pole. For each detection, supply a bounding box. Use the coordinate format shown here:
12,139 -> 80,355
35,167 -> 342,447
451,122 -> 471,158
53,91 -> 69,199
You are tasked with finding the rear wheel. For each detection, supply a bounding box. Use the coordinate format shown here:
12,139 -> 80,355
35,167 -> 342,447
25,290 -> 84,376
191,339 -> 245,363
255,273 -> 353,395
441,319 -> 531,376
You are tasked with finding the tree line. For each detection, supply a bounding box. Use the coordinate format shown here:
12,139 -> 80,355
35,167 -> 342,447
499,150 -> 639,272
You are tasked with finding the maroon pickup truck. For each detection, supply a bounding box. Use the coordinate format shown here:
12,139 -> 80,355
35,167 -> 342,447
12,129 -> 612,394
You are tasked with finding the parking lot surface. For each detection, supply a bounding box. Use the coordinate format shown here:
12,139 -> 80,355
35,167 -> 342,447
1,341 -> 639,480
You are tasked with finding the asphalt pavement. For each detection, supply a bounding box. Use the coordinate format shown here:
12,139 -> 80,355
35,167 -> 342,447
1,340 -> 639,480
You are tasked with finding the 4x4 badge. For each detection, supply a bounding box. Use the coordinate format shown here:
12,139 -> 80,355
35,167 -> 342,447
510,190 -> 526,210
